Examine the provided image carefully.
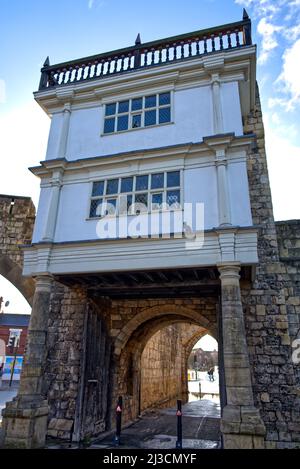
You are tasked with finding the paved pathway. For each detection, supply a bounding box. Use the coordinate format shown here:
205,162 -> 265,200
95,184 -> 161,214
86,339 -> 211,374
90,398 -> 221,449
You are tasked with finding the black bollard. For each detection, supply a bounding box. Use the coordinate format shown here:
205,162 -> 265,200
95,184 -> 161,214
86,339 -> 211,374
114,396 -> 123,446
175,399 -> 182,449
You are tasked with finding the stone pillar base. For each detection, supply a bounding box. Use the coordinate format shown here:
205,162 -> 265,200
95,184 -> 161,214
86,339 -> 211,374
1,396 -> 48,449
222,433 -> 265,449
221,404 -> 266,449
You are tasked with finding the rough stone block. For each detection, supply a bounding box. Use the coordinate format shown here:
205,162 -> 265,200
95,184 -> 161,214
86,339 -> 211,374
223,434 -> 254,449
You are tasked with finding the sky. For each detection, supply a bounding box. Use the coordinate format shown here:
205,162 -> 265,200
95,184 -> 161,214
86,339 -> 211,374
0,0 -> 300,315
193,334 -> 218,351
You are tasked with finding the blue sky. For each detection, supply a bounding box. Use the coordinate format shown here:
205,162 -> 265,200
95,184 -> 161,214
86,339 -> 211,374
0,0 -> 300,314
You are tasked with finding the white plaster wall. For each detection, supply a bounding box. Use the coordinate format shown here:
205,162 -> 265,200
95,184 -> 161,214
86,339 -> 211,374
45,113 -> 64,160
44,82 -> 243,161
227,161 -> 253,226
47,162 -> 252,243
184,166 -> 219,229
220,82 -> 243,136
32,186 -> 52,243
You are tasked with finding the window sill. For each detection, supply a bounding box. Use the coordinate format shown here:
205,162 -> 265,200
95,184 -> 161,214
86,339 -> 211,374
86,207 -> 183,221
100,121 -> 174,137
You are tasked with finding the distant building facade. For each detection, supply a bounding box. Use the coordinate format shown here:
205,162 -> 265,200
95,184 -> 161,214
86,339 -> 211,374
188,347 -> 218,372
0,314 -> 30,381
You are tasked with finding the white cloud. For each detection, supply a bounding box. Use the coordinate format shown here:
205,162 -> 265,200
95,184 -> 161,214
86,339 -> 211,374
88,0 -> 106,8
264,115 -> 300,220
275,39 -> 300,109
257,18 -> 282,64
270,112 -> 280,125
235,0 -> 280,19
283,24 -> 300,41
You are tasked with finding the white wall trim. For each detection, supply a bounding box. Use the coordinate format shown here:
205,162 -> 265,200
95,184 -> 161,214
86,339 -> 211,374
23,227 -> 258,277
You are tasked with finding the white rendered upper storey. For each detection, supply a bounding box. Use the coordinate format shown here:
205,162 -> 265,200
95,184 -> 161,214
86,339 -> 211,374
24,12 -> 260,277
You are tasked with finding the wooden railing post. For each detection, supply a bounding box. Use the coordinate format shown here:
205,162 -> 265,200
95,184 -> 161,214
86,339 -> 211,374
134,33 -> 142,68
38,56 -> 50,90
242,8 -> 252,45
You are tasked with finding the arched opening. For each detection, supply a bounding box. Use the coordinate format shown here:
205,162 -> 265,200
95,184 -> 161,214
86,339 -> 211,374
0,274 -> 31,420
110,304 -> 221,448
0,274 -> 32,314
140,322 -> 204,412
187,334 -> 220,406
0,257 -> 35,307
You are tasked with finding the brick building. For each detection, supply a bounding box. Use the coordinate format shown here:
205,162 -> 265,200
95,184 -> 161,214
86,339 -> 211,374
188,348 -> 218,372
0,314 -> 30,381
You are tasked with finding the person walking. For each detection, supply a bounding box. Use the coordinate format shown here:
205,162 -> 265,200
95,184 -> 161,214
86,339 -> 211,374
208,367 -> 214,382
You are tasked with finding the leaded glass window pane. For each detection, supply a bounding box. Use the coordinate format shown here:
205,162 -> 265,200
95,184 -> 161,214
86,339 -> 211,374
118,100 -> 129,113
151,193 -> 163,209
90,199 -> 103,218
104,198 -> 117,215
159,107 -> 171,124
145,95 -> 156,108
92,181 -> 104,197
119,194 -> 133,214
117,115 -> 129,131
127,194 -> 133,211
167,190 -> 180,207
132,98 -> 143,111
104,118 -> 115,133
105,103 -> 116,116
132,114 -> 141,128
121,177 -> 133,193
106,179 -> 119,195
145,110 -> 156,126
167,171 -> 180,187
136,175 -> 148,191
135,193 -> 148,209
159,92 -> 170,106
151,173 -> 164,189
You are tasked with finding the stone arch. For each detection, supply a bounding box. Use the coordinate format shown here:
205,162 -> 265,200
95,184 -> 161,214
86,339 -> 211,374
112,302 -> 218,422
184,329 -> 215,362
0,195 -> 36,307
0,254 -> 35,306
114,304 -> 216,356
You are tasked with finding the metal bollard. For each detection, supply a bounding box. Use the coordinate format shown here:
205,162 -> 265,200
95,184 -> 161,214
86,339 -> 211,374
175,399 -> 182,449
114,396 -> 123,446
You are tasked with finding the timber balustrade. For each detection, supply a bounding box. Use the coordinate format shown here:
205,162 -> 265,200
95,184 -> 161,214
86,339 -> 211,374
38,12 -> 251,91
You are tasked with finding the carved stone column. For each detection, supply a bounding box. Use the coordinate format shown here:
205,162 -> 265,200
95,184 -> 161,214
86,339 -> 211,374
215,149 -> 231,226
218,263 -> 266,449
58,103 -> 71,158
211,73 -> 224,134
42,170 -> 62,242
1,275 -> 53,448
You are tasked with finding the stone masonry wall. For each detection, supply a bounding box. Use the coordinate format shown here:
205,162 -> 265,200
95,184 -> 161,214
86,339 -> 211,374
44,295 -> 217,439
275,220 -> 300,388
140,324 -> 183,411
45,283 -> 88,440
140,322 -> 205,411
241,87 -> 300,448
0,195 -> 35,305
